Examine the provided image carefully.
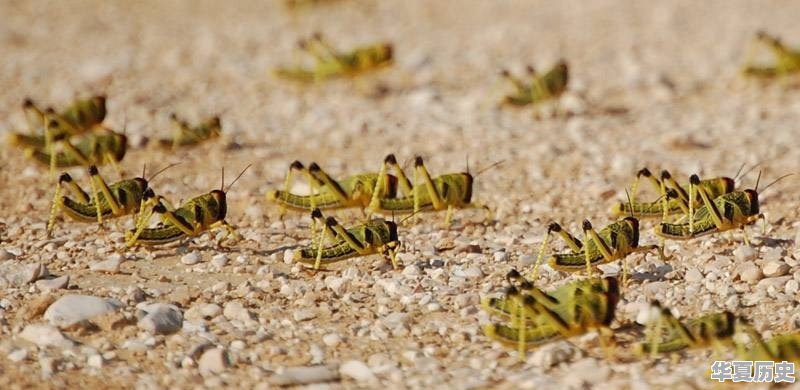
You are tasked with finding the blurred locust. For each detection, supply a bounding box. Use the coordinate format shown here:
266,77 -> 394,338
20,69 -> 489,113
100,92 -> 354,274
157,113 -> 222,150
8,95 -> 107,148
126,166 -> 250,247
274,33 -> 393,82
293,208 -> 400,270
482,270 -> 619,360
500,60 -> 569,108
742,31 -> 800,79
634,301 -> 737,357
22,120 -> 127,171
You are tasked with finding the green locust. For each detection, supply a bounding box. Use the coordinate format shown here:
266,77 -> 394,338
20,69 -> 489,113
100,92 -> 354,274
157,113 -> 222,150
274,33 -> 393,82
500,60 -> 569,107
742,31 -> 800,79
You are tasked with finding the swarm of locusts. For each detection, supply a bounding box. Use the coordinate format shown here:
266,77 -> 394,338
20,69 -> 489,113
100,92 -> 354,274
5,28 -> 799,377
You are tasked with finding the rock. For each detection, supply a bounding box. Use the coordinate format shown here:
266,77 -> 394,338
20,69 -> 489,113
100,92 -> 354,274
35,275 -> 69,291
268,365 -> 340,386
324,276 -> 347,295
684,268 -> 703,283
211,254 -> 228,268
763,261 -> 790,278
137,303 -> 183,335
733,246 -> 757,263
90,255 -> 123,273
6,263 -> 48,286
7,348 -> 27,362
223,301 -> 253,322
461,266 -> 483,279
382,312 -> 409,330
339,360 -> 376,382
293,309 -> 316,322
283,249 -> 294,264
785,280 -> 799,295
322,333 -> 342,347
530,341 -> 578,368
738,263 -> 763,283
198,347 -> 230,375
87,354 -> 104,368
181,251 -> 202,265
0,249 -> 16,261
43,294 -> 124,327
19,324 -> 74,348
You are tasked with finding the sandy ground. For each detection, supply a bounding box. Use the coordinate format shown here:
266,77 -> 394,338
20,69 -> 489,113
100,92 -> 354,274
1,0 -> 800,389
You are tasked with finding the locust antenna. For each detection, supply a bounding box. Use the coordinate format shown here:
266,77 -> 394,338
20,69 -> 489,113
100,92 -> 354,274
754,170 -> 762,193
759,173 -> 795,195
225,164 -> 252,193
475,160 -> 506,177
148,162 -> 180,182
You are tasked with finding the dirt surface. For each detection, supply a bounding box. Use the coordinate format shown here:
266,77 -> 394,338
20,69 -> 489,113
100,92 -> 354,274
1,1 -> 800,389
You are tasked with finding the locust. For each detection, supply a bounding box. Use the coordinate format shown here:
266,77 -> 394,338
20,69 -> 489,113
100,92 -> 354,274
610,167 -> 736,220
529,217 -> 662,283
266,159 -> 400,214
654,172 -> 792,243
293,208 -> 400,270
46,164 -> 175,238
23,123 -> 128,170
157,113 -> 222,150
742,31 -> 800,79
8,96 -> 107,148
736,327 -> 800,364
274,32 -> 393,82
367,154 -> 494,226
125,166 -> 250,247
635,301 -> 737,357
500,60 -> 569,108
482,272 -> 619,360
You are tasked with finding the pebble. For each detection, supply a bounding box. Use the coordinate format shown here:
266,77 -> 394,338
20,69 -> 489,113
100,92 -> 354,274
340,360 -> 377,383
87,354 -> 104,368
684,268 -> 703,283
283,249 -> 294,265
324,276 -> 347,295
762,261 -> 790,278
785,280 -> 799,295
492,251 -> 507,262
19,324 -> 74,348
322,333 -> 342,347
738,263 -> 763,283
733,245 -> 757,263
223,301 -> 253,322
7,348 -> 27,362
518,254 -> 537,266
0,249 -> 16,261
565,358 -> 611,385
35,275 -> 69,291
211,254 -> 228,268
293,309 -> 317,322
382,312 -> 410,330
181,251 -> 202,265
198,347 -> 230,375
90,255 -> 124,273
268,365 -> 340,386
6,263 -> 48,286
137,303 -> 183,335
461,266 -> 483,279
43,295 -> 124,327
530,341 -> 578,368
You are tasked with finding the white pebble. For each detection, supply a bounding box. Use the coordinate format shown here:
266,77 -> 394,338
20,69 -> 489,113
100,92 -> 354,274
7,348 -> 27,362
211,254 -> 228,268
87,354 -> 104,368
763,261 -> 790,278
283,249 -> 294,265
340,360 -> 377,383
733,246 -> 757,263
90,255 -> 123,273
322,333 -> 342,347
19,324 -> 74,348
181,251 -> 202,265
198,348 -> 230,375
35,275 -> 69,291
293,309 -> 316,322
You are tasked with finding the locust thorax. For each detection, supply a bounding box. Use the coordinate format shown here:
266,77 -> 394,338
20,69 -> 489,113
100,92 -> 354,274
211,190 -> 227,220
623,216 -> 640,247
462,172 -> 474,204
744,189 -> 760,216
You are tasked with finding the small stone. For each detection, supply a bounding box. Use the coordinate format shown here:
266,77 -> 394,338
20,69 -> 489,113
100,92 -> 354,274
198,347 -> 230,375
763,261 -> 790,278
785,280 -> 799,295
322,333 -> 342,347
461,267 -> 483,279
493,251 -> 508,262
90,255 -> 123,273
733,246 -> 757,263
19,324 -> 74,348
382,312 -> 409,330
283,249 -> 294,264
518,254 -> 537,266
530,341 -> 578,368
7,348 -> 27,362
35,275 -> 69,291
340,360 -> 376,382
223,301 -> 253,322
43,295 -> 124,327
8,263 -> 48,286
268,365 -> 340,386
137,303 -> 183,335
684,268 -> 703,283
181,251 -> 202,265
198,303 -> 222,319
739,264 -> 764,283
293,309 -> 316,322
0,249 -> 16,261
87,354 -> 104,368
324,277 -> 347,295
211,254 -> 228,268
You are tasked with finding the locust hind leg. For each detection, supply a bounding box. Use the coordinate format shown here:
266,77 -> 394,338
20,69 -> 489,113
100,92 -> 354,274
582,220 -> 616,277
